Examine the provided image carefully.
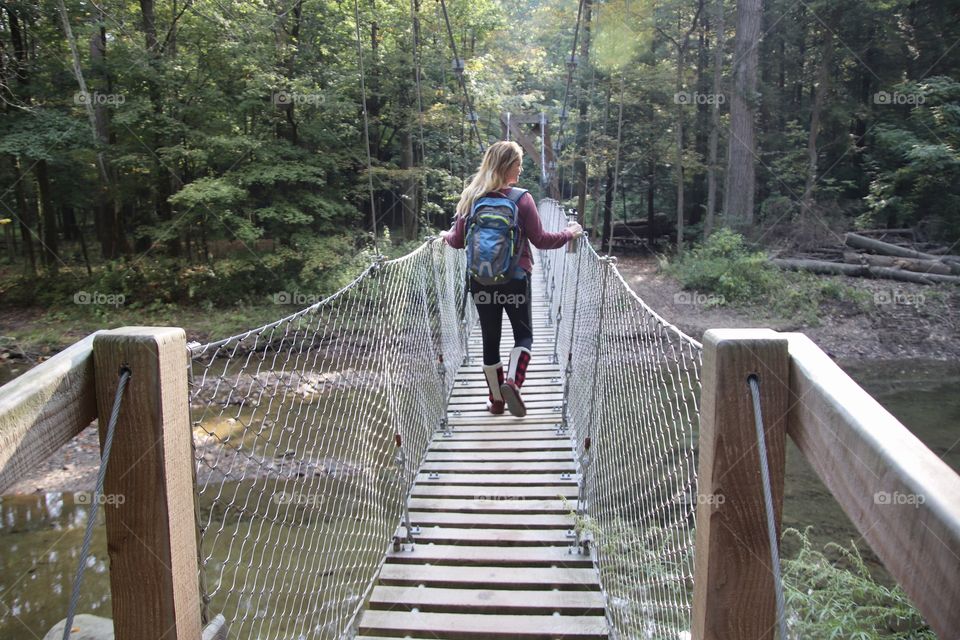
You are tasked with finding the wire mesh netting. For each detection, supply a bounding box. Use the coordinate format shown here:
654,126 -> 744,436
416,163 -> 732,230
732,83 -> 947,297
539,200 -> 703,639
186,201 -> 702,639
187,241 -> 475,639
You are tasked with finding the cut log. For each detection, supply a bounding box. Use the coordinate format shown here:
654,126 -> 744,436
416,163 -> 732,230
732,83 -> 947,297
772,258 -> 960,285
842,252 -> 955,276
845,233 -> 960,272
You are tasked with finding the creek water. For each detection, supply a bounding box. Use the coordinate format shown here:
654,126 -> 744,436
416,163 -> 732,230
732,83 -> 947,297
0,358 -> 957,638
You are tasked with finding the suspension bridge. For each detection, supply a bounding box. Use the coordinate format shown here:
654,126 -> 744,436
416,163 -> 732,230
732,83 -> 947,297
1,200 -> 958,640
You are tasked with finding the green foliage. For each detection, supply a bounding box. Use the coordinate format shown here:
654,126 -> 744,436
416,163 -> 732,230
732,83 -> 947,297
666,228 -> 780,304
783,527 -> 936,639
666,229 -> 869,324
861,77 -> 960,241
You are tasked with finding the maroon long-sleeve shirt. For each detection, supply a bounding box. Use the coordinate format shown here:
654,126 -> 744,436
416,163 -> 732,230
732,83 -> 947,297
443,188 -> 572,274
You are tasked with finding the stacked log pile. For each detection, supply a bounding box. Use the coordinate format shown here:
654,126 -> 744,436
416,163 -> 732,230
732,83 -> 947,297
772,232 -> 960,285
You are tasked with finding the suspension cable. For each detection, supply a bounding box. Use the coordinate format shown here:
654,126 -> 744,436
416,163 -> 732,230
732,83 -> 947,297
63,366 -> 132,640
409,0 -> 426,164
438,0 -> 484,154
748,374 -> 789,640
353,0 -> 380,256
554,0 -> 587,153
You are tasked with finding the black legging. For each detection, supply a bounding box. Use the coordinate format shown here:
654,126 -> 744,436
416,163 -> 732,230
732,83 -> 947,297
469,276 -> 533,365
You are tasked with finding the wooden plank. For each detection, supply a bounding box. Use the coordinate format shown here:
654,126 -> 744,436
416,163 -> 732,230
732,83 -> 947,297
93,327 -> 201,640
447,398 -> 563,410
424,451 -> 573,462
414,473 -> 578,486
445,418 -> 563,428
449,385 -> 560,396
385,544 -> 591,566
430,439 -> 571,451
376,564 -> 600,589
411,485 -> 577,499
408,498 -> 575,514
432,430 -> 565,441
448,409 -> 562,419
784,332 -> 960,638
420,461 -> 576,474
0,331 -> 101,493
396,526 -> 574,546
408,511 -> 575,529
358,611 -> 607,640
367,585 -> 605,614
691,329 -> 789,640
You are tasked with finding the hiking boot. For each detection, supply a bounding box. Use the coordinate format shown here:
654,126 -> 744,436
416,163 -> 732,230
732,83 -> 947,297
500,346 -> 532,417
482,362 -> 505,415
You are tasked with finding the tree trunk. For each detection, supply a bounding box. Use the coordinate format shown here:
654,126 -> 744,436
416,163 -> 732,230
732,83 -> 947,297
602,164 -> 614,253
773,258 -> 960,285
647,157 -> 656,248
574,0 -> 593,221
723,0 -> 763,227
401,130 -> 417,240
801,27 -> 833,216
35,160 -> 59,271
704,0 -> 724,238
139,0 -> 181,256
13,157 -> 36,277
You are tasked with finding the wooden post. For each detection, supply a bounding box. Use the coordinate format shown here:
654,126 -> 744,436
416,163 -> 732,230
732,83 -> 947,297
691,329 -> 790,640
93,327 -> 201,640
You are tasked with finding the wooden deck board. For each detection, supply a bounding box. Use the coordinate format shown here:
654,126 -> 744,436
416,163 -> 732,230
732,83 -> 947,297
384,544 -> 591,566
354,268 -> 607,639
357,611 -> 607,639
408,511 -> 575,529
413,472 -> 578,486
408,497 -> 576,514
376,564 -> 601,589
395,526 -> 575,546
367,585 -> 605,614
411,484 -> 577,499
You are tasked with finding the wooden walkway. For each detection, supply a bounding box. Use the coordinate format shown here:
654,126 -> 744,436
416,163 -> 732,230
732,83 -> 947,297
357,269 -> 609,639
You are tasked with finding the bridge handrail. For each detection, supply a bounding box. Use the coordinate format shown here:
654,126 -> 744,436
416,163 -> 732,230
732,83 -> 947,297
785,331 -> 960,636
691,328 -> 960,639
0,330 -> 101,493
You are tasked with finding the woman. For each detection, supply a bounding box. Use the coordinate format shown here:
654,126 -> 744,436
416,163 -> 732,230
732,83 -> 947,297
441,141 -> 583,417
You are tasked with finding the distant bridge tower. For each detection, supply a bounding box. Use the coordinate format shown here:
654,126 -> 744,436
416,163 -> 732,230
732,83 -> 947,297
501,112 -> 559,199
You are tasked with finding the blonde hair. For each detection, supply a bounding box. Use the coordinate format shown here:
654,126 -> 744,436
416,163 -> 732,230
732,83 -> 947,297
455,141 -> 523,218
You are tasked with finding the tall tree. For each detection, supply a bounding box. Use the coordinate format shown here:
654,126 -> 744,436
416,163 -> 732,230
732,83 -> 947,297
722,0 -> 762,227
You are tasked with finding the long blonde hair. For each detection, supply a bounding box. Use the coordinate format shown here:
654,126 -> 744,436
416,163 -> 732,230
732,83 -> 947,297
455,141 -> 523,218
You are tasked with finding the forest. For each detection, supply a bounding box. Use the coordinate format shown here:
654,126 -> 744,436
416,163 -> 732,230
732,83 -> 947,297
1,0 -> 958,308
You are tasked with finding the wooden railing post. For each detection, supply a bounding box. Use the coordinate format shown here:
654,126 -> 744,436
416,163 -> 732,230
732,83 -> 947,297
93,327 -> 201,640
691,329 -> 790,640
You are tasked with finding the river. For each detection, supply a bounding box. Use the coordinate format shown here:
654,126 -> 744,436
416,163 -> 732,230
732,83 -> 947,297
0,358 -> 957,638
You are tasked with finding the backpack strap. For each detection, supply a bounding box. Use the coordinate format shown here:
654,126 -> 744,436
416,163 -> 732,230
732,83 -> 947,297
507,187 -> 528,204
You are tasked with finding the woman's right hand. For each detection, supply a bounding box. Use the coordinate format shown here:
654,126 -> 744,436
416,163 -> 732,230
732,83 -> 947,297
566,221 -> 583,238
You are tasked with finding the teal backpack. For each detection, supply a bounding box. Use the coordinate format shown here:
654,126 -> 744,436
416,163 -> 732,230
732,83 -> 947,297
464,188 -> 527,285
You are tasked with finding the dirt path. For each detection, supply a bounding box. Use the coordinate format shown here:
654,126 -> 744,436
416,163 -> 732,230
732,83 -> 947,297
613,255 -> 960,362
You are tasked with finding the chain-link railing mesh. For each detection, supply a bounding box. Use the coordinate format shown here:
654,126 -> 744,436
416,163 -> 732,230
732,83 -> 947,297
186,201 -> 701,638
539,200 -> 703,639
187,240 -> 474,639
